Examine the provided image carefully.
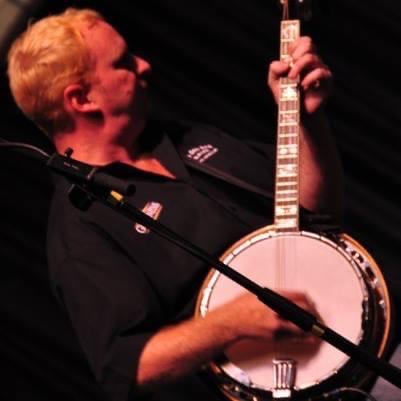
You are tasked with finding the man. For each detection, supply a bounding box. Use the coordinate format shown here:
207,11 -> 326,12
7,7 -> 343,401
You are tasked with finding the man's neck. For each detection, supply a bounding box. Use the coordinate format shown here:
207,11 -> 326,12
54,117 -> 143,163
53,124 -> 175,179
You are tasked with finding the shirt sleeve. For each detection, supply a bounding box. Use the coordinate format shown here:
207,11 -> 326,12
49,219 -> 164,401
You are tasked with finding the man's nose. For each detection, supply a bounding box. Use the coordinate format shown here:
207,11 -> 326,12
134,56 -> 152,77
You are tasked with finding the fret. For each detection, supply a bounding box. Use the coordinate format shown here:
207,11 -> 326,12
276,206 -> 298,217
277,156 -> 297,161
277,168 -> 297,175
277,167 -> 297,173
276,194 -> 298,198
278,133 -> 298,140
276,194 -> 297,198
276,185 -> 297,191
276,177 -> 298,189
279,114 -> 298,124
276,182 -> 298,187
276,175 -> 298,181
276,214 -> 298,220
280,110 -> 298,114
275,206 -> 298,216
279,109 -> 298,114
279,122 -> 298,127
278,139 -> 298,144
281,77 -> 298,84
277,148 -> 298,157
278,129 -> 298,134
277,168 -> 297,177
278,144 -> 297,151
276,181 -> 297,186
277,138 -> 297,143
281,82 -> 297,88
278,120 -> 299,125
276,212 -> 298,218
276,197 -> 298,203
278,156 -> 296,163
280,86 -> 298,100
275,219 -> 298,229
280,75 -> 298,82
276,189 -> 298,195
277,163 -> 297,169
276,213 -> 298,218
280,97 -> 298,103
277,155 -> 298,162
278,123 -> 298,128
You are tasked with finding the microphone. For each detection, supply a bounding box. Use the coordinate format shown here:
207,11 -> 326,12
47,148 -> 136,196
0,139 -> 136,197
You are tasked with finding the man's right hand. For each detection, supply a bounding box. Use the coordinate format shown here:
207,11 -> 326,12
210,291 -> 318,342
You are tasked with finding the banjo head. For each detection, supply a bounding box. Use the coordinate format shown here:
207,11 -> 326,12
196,228 -> 392,399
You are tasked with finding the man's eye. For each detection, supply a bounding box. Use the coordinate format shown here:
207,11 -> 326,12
114,53 -> 136,70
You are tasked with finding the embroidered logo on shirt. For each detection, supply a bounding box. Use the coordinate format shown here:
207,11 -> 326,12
134,202 -> 163,234
187,144 -> 218,163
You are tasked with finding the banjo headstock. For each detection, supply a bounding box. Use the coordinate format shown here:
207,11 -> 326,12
279,0 -> 312,22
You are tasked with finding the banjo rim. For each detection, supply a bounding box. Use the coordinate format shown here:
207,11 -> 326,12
195,225 -> 393,399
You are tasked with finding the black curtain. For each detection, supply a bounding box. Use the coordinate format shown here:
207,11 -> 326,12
1,1 -> 400,399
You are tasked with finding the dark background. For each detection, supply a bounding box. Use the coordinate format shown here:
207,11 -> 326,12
1,1 -> 400,400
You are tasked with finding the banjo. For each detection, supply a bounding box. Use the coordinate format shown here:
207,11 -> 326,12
196,1 -> 392,399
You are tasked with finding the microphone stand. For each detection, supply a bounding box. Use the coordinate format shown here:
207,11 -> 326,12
79,185 -> 401,388
2,141 -> 401,390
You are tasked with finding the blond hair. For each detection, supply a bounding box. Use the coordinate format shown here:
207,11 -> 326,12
7,8 -> 104,135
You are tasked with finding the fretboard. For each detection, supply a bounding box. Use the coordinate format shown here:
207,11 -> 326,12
274,19 -> 300,233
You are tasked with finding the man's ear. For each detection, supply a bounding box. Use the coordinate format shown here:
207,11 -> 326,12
63,83 -> 100,114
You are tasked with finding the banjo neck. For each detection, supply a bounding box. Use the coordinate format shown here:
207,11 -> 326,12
274,1 -> 302,233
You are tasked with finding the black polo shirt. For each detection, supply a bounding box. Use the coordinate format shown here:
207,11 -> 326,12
47,121 -> 277,401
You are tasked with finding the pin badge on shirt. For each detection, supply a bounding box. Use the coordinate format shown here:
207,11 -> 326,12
187,144 -> 218,163
134,202 -> 163,234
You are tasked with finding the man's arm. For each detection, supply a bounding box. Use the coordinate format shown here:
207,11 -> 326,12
298,111 -> 344,221
137,291 -> 315,388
